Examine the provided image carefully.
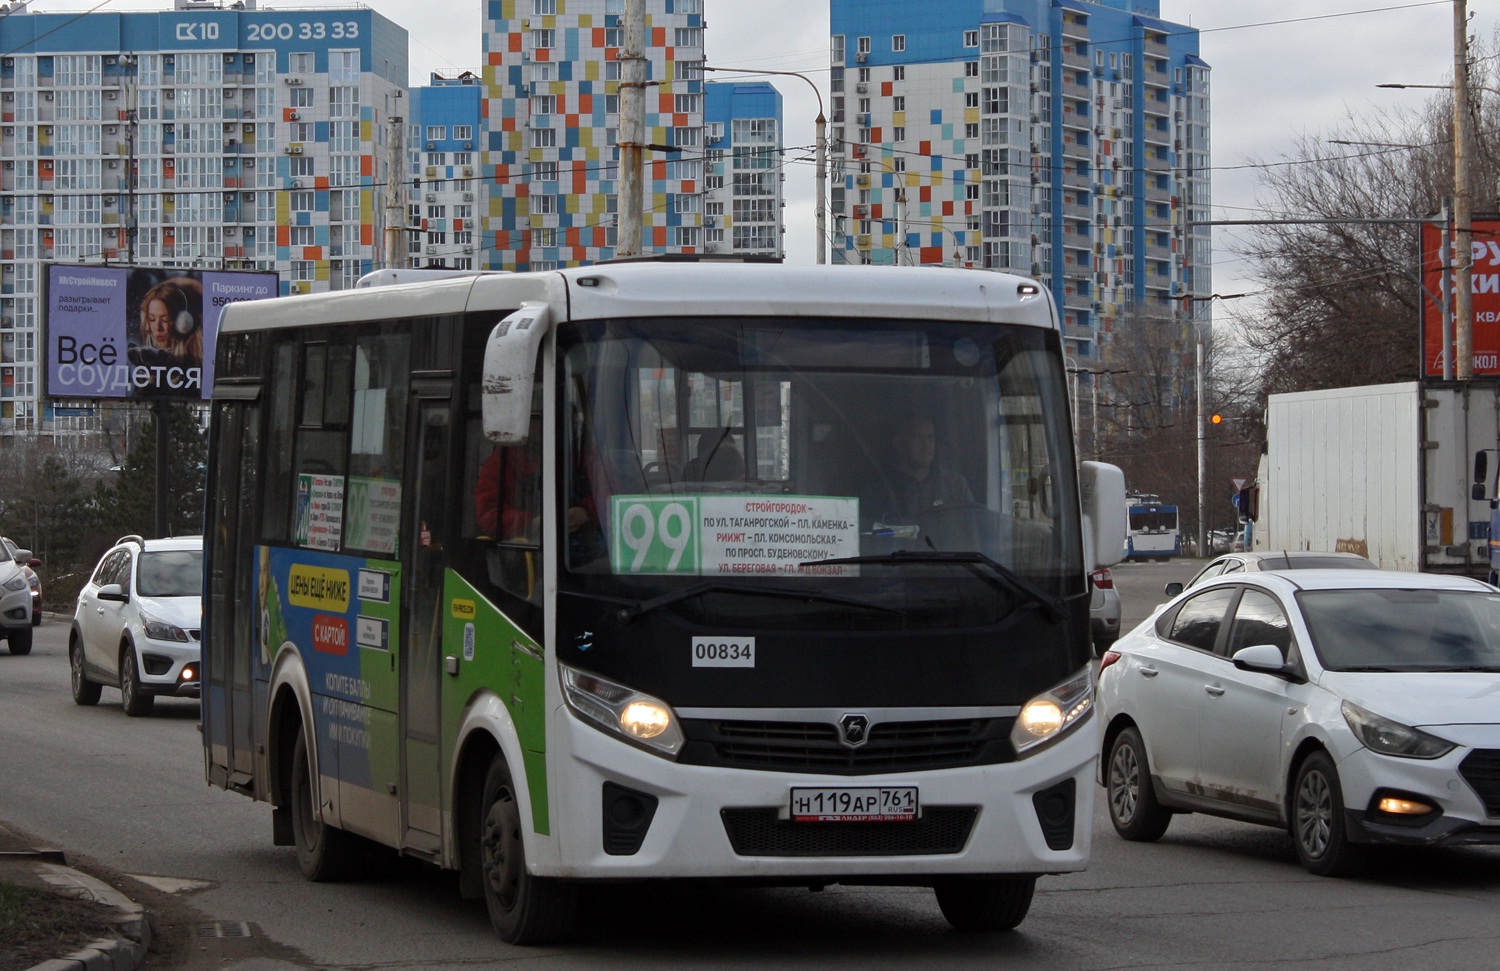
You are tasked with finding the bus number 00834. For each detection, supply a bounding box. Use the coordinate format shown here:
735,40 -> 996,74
691,636 -> 755,668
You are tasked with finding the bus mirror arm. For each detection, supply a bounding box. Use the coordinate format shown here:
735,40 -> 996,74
482,301 -> 553,445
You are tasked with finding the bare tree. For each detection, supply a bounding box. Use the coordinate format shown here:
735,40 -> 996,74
1236,39 -> 1500,399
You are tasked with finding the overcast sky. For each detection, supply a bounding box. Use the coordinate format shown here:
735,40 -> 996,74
371,0 -> 1494,317
36,0 -> 1493,321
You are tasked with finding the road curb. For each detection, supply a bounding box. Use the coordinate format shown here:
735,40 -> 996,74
3,850 -> 151,971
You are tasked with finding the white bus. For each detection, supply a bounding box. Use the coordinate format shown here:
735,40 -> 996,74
201,262 -> 1126,943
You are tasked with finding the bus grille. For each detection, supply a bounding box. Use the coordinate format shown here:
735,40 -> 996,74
678,717 -> 1014,775
721,806 -> 978,856
1460,750 -> 1500,816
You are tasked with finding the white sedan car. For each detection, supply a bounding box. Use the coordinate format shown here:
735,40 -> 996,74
1097,569 -> 1500,876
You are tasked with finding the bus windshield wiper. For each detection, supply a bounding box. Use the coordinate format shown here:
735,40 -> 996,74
617,582 -> 905,625
802,550 -> 1065,623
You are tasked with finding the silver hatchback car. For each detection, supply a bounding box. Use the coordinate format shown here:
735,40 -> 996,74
69,534 -> 203,716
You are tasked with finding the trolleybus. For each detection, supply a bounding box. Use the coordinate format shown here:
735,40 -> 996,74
201,262 -> 1126,943
1124,494 -> 1181,561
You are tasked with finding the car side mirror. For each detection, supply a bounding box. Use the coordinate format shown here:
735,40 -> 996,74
1164,581 -> 1183,597
96,583 -> 128,603
1231,643 -> 1289,675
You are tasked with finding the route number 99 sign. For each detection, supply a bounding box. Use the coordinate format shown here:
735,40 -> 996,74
611,497 -> 701,575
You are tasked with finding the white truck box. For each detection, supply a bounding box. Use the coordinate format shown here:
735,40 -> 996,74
1254,381 -> 1499,575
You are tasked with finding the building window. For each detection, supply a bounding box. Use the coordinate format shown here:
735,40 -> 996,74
964,123 -> 979,138
674,28 -> 702,47
534,195 -> 557,215
533,128 -> 557,148
291,87 -> 313,108
290,225 -> 314,246
965,61 -> 979,78
893,66 -> 905,81
964,30 -> 979,48
531,95 -> 556,115
893,96 -> 905,112
531,160 -> 559,181
857,36 -> 871,57
426,125 -> 447,141
532,0 -> 556,13
290,52 -> 314,73
892,126 -> 905,141
531,29 -> 555,49
674,93 -> 701,114
453,125 -> 473,141
534,228 -> 556,247
892,34 -> 905,53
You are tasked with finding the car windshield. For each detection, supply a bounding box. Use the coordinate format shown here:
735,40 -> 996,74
1298,588 -> 1500,671
138,550 -> 204,598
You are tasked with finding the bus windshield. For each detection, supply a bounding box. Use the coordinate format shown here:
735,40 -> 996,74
559,315 -> 1081,621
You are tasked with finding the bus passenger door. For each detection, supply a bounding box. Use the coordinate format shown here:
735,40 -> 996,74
205,400 -> 261,795
401,398 -> 451,851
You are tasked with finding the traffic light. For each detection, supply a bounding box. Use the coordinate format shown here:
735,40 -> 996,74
1210,413 -> 1223,425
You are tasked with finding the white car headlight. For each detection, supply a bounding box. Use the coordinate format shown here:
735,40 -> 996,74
139,610 -> 190,643
561,664 -> 684,758
1010,666 -> 1095,757
1341,701 -> 1455,760
2,575 -> 27,593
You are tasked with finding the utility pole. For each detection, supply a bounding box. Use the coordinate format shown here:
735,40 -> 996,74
1455,0 -> 1474,378
384,98 -> 406,269
617,0 -> 646,258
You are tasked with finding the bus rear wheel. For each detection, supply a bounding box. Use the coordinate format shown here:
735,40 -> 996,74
291,725 -> 366,881
479,755 -> 577,945
934,875 -> 1036,931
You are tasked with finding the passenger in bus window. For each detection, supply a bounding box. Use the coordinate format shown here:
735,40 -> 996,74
682,429 -> 744,482
475,423 -> 596,547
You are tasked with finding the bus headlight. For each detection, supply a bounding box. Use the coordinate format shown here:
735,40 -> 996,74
1010,667 -> 1095,757
562,664 -> 684,758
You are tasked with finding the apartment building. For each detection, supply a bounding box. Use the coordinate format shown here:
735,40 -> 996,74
829,0 -> 1209,367
0,0 -> 406,435
409,72 -> 484,270
703,81 -> 784,259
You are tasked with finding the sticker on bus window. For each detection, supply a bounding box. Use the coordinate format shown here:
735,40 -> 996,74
609,495 -> 860,577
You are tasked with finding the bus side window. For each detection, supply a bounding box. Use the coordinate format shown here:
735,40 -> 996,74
474,420 -> 544,608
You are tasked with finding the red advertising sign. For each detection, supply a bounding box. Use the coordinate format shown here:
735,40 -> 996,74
1421,219 -> 1500,376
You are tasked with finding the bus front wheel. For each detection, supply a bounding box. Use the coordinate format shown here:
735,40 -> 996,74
933,875 -> 1035,931
479,754 -> 577,944
291,725 -> 365,881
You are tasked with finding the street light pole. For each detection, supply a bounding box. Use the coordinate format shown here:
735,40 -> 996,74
704,66 -> 825,264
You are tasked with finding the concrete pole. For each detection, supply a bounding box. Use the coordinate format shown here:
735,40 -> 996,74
384,105 -> 406,269
617,0 -> 647,258
814,109 -> 826,264
1455,0 -> 1474,378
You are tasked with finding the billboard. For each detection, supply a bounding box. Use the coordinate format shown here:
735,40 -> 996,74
1421,218 -> 1500,377
44,264 -> 279,401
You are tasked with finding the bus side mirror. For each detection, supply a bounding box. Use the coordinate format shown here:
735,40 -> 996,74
482,301 -> 552,446
1079,461 -> 1127,570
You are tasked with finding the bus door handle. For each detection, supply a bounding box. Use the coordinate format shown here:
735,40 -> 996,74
444,655 -> 460,676
1138,665 -> 1159,678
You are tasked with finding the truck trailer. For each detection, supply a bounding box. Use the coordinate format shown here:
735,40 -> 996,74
1253,380 -> 1499,576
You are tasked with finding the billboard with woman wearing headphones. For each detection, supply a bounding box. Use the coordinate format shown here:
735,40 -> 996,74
42,263 -> 279,401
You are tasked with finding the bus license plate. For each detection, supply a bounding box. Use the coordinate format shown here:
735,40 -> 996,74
789,786 -> 918,822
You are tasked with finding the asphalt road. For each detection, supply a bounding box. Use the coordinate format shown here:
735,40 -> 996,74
4,586 -> 1499,970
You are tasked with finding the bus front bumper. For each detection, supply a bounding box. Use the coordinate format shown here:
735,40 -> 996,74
534,706 -> 1099,881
